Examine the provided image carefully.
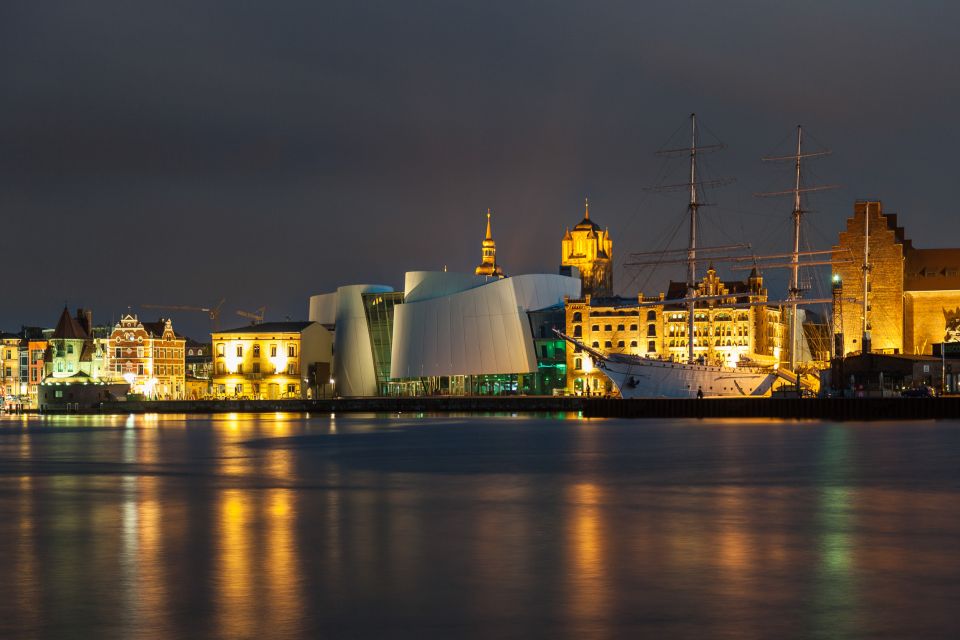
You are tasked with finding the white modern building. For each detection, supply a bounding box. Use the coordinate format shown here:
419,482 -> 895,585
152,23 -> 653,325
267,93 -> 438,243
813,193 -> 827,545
308,271 -> 580,396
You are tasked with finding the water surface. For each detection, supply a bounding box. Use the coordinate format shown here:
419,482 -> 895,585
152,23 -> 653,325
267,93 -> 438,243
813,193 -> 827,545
1,412 -> 959,639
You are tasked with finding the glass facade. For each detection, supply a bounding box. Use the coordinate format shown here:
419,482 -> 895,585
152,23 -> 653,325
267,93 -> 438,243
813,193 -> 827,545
361,291 -> 405,395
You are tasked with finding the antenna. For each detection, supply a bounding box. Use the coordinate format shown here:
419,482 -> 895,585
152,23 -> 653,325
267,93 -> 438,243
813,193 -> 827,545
755,125 -> 838,371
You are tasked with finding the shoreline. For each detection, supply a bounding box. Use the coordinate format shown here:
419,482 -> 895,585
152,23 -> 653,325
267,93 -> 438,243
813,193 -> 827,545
8,396 -> 959,421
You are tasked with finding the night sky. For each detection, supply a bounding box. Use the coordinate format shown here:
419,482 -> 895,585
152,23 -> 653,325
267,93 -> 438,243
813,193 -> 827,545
3,0 -> 958,339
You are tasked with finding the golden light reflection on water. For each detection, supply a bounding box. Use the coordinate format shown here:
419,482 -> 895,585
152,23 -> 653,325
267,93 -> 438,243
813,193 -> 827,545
214,412 -> 303,640
14,436 -> 38,634
565,482 -> 610,634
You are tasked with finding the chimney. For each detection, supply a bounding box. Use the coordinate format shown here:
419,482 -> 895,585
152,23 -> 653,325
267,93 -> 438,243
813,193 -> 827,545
76,308 -> 93,335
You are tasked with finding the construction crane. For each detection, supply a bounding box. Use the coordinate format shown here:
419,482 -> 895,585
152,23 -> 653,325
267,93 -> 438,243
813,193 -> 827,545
236,307 -> 266,326
141,298 -> 226,331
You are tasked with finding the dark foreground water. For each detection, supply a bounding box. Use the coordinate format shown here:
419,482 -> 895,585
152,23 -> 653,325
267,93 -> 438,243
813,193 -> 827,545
1,413 -> 959,640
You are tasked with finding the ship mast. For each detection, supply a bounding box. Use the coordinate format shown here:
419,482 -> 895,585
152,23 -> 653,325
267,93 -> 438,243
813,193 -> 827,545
640,113 -> 732,364
788,126 -> 803,372
757,126 -> 836,371
687,113 -> 698,364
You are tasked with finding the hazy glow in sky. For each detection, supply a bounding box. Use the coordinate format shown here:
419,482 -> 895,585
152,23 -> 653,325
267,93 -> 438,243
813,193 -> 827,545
2,1 -> 957,337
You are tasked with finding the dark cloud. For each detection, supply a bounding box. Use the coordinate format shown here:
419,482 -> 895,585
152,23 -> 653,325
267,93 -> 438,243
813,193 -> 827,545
1,0 -> 958,338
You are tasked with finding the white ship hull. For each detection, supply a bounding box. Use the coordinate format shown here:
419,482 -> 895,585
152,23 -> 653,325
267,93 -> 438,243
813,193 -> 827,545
596,354 -> 779,399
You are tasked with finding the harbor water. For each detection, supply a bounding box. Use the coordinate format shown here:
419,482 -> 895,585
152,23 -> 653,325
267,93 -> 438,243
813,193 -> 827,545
1,412 -> 959,639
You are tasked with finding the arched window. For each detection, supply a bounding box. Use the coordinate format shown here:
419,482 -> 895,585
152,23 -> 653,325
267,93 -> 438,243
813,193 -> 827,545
592,342 -> 600,348
575,357 -> 582,370
572,312 -> 582,322
647,324 -> 657,337
573,325 -> 582,337
604,341 -> 612,348
617,340 -> 625,348
647,310 -> 656,322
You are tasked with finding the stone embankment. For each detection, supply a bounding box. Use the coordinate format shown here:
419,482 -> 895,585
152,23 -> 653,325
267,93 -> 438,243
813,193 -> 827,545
46,396 -> 956,420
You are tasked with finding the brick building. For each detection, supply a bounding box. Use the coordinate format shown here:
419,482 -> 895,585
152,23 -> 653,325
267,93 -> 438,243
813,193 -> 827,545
832,200 -> 960,356
109,314 -> 186,399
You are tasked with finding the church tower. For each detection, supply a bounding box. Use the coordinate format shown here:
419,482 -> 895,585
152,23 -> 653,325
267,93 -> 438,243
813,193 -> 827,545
561,198 -> 613,296
475,209 -> 504,278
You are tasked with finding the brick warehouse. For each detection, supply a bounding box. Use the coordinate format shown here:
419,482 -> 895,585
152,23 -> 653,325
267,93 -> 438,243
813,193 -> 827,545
832,200 -> 960,356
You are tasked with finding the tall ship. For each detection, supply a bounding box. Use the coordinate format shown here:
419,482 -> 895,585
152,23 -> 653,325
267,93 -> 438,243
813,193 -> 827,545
557,115 -> 834,398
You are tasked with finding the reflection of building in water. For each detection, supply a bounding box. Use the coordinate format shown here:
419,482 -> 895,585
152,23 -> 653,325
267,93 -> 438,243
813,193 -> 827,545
833,200 -> 960,356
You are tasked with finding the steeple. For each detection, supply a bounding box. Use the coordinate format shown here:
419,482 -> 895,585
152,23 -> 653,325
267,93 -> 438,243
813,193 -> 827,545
562,198 -> 613,296
475,209 -> 504,278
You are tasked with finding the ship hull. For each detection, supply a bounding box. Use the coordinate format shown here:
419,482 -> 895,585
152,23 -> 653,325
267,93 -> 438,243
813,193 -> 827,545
597,357 -> 778,399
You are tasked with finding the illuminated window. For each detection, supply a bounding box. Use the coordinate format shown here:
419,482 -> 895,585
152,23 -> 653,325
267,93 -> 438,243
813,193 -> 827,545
287,384 -> 296,394
217,343 -> 225,356
235,384 -> 243,395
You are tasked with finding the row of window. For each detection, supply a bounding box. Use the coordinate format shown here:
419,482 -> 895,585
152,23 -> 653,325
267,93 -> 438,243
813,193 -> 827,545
216,383 -> 298,396
572,311 -> 658,323
214,361 -> 298,375
216,344 -> 296,358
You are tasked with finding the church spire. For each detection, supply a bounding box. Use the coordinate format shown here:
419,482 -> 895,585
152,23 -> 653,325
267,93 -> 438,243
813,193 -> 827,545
475,208 -> 504,278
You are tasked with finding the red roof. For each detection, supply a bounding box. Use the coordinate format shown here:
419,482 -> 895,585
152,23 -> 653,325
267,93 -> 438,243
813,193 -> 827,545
51,307 -> 88,340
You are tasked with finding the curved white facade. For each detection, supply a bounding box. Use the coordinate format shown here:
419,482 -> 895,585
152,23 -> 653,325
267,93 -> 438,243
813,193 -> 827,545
308,292 -> 339,326
309,284 -> 393,397
390,273 -> 580,379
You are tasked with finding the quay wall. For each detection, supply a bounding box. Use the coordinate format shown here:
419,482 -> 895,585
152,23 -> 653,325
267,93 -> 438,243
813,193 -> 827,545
582,397 -> 960,421
25,396 -> 960,420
